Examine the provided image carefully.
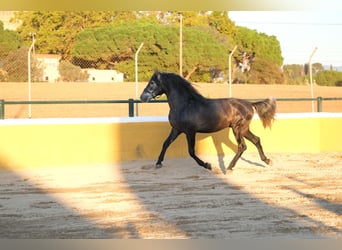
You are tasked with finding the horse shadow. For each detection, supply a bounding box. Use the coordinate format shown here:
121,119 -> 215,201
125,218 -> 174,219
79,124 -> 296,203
0,154 -> 141,238
199,128 -> 266,174
119,158 -> 342,238
114,124 -> 342,238
285,176 -> 342,216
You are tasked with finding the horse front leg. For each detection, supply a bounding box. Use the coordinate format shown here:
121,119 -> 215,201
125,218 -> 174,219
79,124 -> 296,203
186,132 -> 212,170
156,128 -> 181,168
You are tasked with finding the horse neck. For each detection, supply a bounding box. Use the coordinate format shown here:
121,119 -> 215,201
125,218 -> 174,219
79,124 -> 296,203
165,81 -> 205,109
165,86 -> 189,109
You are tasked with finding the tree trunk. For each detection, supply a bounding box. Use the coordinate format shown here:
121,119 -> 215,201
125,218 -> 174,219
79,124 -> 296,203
185,66 -> 198,80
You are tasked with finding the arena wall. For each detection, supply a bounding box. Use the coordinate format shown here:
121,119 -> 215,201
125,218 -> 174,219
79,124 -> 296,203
0,113 -> 341,170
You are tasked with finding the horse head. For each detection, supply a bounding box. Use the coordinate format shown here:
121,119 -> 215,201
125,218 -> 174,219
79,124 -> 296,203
140,71 -> 166,102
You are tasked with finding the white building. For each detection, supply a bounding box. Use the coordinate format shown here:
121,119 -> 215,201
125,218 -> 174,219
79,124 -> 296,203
34,55 -> 124,83
35,54 -> 61,83
85,69 -> 124,83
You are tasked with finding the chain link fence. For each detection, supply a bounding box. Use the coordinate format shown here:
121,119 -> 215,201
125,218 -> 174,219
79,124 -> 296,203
0,47 -> 230,84
0,49 -> 120,83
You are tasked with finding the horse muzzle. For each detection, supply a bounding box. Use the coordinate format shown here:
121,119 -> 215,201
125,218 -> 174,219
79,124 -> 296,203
140,91 -> 153,102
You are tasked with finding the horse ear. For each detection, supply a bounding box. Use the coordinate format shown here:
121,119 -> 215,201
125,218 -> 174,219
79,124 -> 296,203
154,69 -> 162,82
157,72 -> 162,82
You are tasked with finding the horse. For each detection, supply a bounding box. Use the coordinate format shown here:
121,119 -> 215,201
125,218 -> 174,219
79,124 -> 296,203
232,52 -> 256,84
140,71 -> 276,172
235,51 -> 255,73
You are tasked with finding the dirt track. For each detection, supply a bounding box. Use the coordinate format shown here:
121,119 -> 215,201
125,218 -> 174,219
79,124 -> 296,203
0,152 -> 341,238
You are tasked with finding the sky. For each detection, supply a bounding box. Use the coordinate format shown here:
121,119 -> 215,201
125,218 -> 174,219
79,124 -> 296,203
228,11 -> 342,67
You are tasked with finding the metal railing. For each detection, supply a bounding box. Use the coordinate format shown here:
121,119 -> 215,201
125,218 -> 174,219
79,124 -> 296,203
0,97 -> 341,120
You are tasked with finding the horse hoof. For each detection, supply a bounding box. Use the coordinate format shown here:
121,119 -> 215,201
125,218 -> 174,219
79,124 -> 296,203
204,163 -> 212,170
156,163 -> 163,169
266,159 -> 273,166
226,168 -> 233,175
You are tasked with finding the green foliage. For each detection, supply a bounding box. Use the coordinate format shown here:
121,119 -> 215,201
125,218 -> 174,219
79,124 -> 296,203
72,20 -> 177,80
58,60 -> 89,82
0,20 -> 22,81
13,11 -> 129,58
11,11 -> 287,84
233,26 -> 283,66
283,64 -> 305,85
209,11 -> 237,41
72,20 -> 228,82
182,26 -> 228,81
249,57 -> 286,84
312,63 -> 324,72
0,21 -> 22,56
315,70 -> 342,86
283,63 -> 329,85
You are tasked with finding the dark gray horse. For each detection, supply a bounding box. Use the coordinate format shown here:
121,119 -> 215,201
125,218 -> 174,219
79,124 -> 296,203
140,71 -> 276,171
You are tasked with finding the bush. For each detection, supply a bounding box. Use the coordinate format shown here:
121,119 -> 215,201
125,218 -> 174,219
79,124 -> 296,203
58,60 -> 89,82
315,70 -> 342,86
335,81 -> 342,87
0,47 -> 42,82
248,57 -> 286,84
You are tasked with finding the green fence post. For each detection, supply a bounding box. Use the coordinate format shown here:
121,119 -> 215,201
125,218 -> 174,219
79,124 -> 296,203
0,99 -> 4,119
128,98 -> 134,117
317,96 -> 323,112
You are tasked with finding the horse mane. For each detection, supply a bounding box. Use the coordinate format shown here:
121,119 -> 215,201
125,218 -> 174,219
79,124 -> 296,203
161,72 -> 206,102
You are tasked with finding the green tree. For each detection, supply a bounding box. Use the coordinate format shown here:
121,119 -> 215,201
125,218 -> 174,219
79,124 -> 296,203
249,57 -> 286,84
181,11 -> 209,27
315,70 -> 342,86
13,11 -> 135,59
208,11 -> 237,42
182,26 -> 228,81
71,20 -> 228,82
12,11 -> 286,84
312,63 -> 324,73
231,26 -> 284,84
283,64 -> 305,84
155,11 -> 209,27
233,26 -> 283,66
0,20 -> 22,56
0,20 -> 22,81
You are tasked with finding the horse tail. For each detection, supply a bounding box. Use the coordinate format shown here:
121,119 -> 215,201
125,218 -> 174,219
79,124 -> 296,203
252,97 -> 276,128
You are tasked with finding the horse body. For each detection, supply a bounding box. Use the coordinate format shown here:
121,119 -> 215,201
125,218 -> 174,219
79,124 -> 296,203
140,71 -> 276,172
169,97 -> 253,133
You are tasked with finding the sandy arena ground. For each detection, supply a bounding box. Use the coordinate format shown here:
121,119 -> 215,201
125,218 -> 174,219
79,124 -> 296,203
0,152 -> 341,238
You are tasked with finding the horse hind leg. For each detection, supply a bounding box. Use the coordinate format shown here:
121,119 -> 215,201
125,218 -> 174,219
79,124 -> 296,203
227,128 -> 247,171
244,129 -> 272,166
